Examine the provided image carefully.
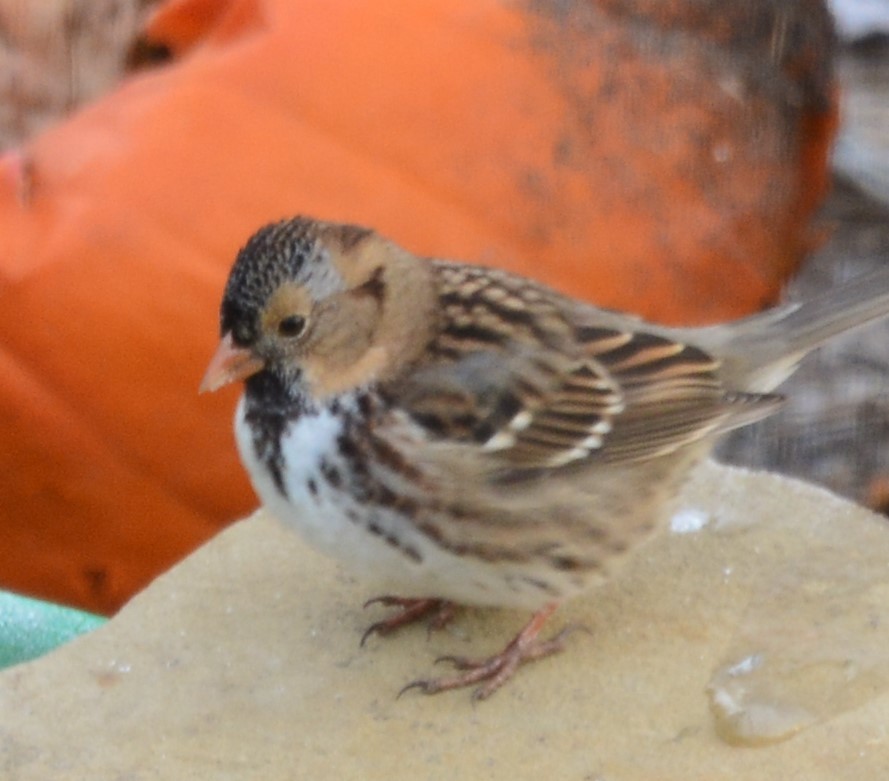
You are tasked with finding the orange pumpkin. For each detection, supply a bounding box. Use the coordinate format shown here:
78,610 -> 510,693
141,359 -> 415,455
0,0 -> 837,612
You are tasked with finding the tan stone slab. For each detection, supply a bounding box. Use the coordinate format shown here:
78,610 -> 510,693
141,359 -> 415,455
2,461 -> 889,780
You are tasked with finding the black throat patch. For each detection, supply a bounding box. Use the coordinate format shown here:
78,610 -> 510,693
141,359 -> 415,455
242,370 -> 312,498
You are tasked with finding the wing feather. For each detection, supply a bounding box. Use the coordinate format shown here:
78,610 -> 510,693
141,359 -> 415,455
384,263 -> 780,478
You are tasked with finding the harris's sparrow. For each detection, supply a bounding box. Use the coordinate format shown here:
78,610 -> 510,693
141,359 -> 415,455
201,216 -> 889,699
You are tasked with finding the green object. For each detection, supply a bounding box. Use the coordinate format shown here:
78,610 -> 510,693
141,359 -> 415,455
0,591 -> 106,670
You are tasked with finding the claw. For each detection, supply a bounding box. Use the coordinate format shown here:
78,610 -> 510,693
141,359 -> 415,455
433,654 -> 468,668
397,603 -> 583,700
360,597 -> 456,647
362,595 -> 403,609
360,619 -> 392,648
396,679 -> 432,699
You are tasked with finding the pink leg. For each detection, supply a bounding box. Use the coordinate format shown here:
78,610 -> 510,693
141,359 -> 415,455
399,603 -> 582,700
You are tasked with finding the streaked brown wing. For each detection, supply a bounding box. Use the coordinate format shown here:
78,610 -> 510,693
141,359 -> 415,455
389,262 -> 778,474
387,263 -> 624,461
576,326 -> 734,463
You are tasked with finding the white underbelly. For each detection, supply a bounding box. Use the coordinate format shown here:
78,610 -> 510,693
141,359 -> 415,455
233,397 -> 566,610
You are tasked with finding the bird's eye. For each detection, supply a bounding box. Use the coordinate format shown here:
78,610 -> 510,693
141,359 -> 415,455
277,315 -> 306,338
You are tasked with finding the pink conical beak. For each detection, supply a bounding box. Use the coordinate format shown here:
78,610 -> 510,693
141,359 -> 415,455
199,332 -> 265,393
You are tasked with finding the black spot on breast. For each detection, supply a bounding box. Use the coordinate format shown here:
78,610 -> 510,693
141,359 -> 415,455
337,432 -> 361,463
357,392 -> 375,418
369,435 -> 422,480
519,576 -> 559,595
320,461 -> 342,489
366,521 -> 422,563
403,546 -> 422,564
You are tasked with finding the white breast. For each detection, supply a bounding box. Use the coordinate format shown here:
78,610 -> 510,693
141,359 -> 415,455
233,395 -> 581,610
234,396 -> 430,582
234,396 -> 350,554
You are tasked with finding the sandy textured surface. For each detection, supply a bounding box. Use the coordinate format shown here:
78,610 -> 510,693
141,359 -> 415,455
2,460 -> 889,779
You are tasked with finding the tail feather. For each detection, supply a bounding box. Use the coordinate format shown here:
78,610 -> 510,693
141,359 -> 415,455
765,267 -> 889,354
680,265 -> 889,392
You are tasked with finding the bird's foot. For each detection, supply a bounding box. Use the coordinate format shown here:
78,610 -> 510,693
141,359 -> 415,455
399,603 -> 584,700
361,596 -> 457,646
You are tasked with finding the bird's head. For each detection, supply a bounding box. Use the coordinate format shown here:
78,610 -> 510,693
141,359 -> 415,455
200,217 -> 436,397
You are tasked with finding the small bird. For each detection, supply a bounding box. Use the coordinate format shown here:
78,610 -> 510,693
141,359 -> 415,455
201,216 -> 889,699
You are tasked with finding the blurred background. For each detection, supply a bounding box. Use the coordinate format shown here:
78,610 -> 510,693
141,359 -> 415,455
0,0 -> 887,615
